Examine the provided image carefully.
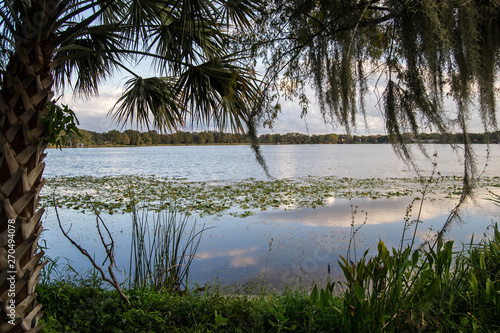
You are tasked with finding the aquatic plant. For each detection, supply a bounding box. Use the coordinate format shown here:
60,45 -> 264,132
128,202 -> 210,292
309,193 -> 500,332
40,174 -> 499,216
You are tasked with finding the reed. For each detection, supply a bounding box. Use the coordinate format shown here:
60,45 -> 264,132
128,202 -> 210,292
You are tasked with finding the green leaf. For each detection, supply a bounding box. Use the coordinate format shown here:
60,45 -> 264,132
485,278 -> 494,302
309,284 -> 319,305
43,102 -> 81,149
354,285 -> 365,304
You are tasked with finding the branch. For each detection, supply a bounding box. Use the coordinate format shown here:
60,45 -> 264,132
54,192 -> 130,305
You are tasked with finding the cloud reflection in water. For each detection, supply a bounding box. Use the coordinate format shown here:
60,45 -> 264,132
197,247 -> 260,268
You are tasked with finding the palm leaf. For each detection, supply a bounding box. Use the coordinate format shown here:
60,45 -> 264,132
52,25 -> 128,95
177,56 -> 260,133
218,0 -> 261,29
146,16 -> 224,74
110,76 -> 185,132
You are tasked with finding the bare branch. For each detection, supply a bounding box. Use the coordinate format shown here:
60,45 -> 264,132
54,192 -> 130,305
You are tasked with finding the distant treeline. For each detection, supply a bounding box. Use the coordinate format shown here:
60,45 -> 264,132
59,129 -> 499,147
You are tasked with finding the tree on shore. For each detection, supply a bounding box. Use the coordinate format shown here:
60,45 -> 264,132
59,128 -> 496,146
0,0 -> 259,331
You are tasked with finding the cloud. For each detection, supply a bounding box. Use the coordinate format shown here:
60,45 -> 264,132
59,84 -> 131,132
257,192 -> 498,229
57,77 -> 494,135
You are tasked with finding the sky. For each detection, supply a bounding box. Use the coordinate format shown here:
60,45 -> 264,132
60,83 -> 383,135
59,70 -> 492,136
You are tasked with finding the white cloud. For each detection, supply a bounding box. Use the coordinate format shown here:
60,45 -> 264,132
57,76 -> 496,135
59,84 -> 130,132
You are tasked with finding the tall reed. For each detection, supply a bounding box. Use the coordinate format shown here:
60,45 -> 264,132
128,203 -> 209,292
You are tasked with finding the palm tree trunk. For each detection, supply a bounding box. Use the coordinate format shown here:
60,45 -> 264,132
0,40 -> 53,332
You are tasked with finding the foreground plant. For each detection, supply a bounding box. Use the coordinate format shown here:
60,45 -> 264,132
128,202 -> 209,293
35,222 -> 500,332
310,219 -> 500,332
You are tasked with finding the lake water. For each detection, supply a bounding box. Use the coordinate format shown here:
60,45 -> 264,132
41,144 -> 500,291
44,143 -> 499,180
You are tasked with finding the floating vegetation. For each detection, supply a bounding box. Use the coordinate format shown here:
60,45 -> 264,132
40,175 -> 500,217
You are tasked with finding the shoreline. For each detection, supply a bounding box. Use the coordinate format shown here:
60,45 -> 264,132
47,142 -> 496,149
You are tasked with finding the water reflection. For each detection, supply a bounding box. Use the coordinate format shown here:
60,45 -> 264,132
41,193 -> 498,292
38,144 -> 500,292
262,193 -> 499,228
198,247 -> 260,268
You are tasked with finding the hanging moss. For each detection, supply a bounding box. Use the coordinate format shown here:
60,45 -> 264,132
243,0 -> 500,203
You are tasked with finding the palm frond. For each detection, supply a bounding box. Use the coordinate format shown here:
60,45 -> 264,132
93,0 -> 127,25
147,16 -> 224,74
0,1 -> 18,38
177,56 -> 260,133
52,0 -> 120,33
217,0 -> 261,29
111,54 -> 260,134
110,76 -> 185,132
3,0 -> 262,136
52,25 -> 128,95
51,0 -> 119,48
122,0 -> 165,43
0,31 -> 13,74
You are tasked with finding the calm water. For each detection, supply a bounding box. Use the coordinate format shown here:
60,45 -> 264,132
44,144 -> 499,180
41,144 -> 500,291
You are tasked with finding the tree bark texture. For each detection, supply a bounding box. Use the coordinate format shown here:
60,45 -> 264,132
0,37 -> 53,332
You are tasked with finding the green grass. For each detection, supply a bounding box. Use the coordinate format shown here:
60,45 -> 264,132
37,282 -> 342,332
38,222 -> 500,332
128,203 -> 209,292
